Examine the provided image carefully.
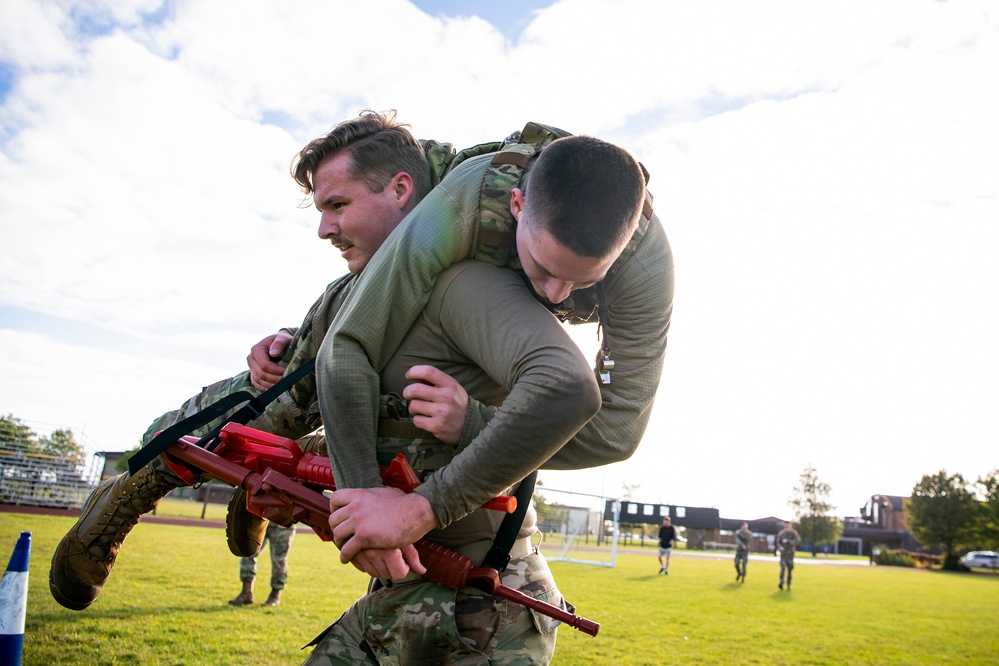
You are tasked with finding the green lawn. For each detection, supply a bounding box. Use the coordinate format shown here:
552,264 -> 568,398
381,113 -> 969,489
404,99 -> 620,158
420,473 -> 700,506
2,512 -> 997,665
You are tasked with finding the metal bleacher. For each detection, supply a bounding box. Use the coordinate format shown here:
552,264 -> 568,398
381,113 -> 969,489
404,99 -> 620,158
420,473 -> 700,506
0,434 -> 102,510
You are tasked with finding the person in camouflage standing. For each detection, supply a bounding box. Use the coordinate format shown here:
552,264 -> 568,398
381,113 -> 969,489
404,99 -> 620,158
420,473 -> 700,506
775,521 -> 802,590
734,522 -> 752,582
229,522 -> 296,607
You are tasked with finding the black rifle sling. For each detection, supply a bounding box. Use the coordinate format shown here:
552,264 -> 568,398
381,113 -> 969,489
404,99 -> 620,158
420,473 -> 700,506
481,470 -> 538,573
127,357 -> 316,475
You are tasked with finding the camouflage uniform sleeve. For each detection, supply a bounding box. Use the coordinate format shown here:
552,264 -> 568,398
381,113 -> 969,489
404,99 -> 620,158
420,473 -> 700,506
317,158 -> 488,489
543,214 -> 674,469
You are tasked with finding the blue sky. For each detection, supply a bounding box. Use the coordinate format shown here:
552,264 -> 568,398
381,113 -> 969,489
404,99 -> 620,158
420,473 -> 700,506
411,0 -> 555,42
1,0 -> 997,520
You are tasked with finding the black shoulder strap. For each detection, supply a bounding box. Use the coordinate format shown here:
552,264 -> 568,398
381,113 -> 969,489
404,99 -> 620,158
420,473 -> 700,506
481,470 -> 538,572
126,357 -> 316,475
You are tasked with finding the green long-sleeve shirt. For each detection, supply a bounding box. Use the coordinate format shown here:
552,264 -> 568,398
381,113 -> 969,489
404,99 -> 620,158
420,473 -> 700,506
318,151 -> 675,490
384,260 -> 600,534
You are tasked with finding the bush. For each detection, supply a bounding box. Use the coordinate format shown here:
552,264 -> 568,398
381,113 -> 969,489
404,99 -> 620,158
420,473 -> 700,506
873,546 -> 917,568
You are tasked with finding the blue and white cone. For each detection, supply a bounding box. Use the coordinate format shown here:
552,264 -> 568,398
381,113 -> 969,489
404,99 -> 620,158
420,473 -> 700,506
0,531 -> 31,666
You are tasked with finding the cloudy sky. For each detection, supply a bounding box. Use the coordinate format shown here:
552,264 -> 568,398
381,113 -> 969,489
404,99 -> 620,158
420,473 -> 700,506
1,0 -> 996,521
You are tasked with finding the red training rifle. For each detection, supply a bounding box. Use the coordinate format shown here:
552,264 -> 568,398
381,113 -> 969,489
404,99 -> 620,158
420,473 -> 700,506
161,422 -> 599,637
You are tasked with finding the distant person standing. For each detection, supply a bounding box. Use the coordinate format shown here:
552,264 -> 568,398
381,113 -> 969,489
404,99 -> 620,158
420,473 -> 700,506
775,521 -> 801,590
229,522 -> 295,607
658,517 -> 677,575
734,522 -> 752,582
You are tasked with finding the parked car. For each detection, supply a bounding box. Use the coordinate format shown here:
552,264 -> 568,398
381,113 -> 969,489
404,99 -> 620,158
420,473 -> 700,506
959,550 -> 999,570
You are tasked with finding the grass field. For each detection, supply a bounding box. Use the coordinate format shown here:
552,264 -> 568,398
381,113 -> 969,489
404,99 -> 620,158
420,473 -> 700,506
2,510 -> 997,665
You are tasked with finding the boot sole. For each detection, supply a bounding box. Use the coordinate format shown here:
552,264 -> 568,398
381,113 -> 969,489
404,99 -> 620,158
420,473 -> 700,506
49,575 -> 96,611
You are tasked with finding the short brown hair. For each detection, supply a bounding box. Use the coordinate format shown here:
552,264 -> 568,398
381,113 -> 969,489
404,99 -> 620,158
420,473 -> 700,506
292,109 -> 432,200
524,135 -> 645,258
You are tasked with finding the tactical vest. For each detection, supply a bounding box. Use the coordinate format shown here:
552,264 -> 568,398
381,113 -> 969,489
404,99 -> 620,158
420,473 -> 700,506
375,393 -> 454,477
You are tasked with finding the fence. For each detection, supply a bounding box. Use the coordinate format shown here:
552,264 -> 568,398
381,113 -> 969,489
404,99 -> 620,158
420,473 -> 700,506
0,433 -> 101,510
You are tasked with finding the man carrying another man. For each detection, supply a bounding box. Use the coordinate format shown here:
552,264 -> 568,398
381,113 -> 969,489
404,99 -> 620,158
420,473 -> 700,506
299,132 -> 648,662
51,110 -> 675,661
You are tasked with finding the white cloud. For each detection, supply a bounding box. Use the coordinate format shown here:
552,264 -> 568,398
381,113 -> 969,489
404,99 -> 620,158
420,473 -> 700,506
1,0 -> 997,518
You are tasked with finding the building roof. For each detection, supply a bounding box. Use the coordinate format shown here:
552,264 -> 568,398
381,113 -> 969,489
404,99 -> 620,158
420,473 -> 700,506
719,517 -> 786,534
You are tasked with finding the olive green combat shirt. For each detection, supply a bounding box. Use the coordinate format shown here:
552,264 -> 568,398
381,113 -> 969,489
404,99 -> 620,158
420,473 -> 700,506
382,260 -> 599,539
318,151 -> 675,525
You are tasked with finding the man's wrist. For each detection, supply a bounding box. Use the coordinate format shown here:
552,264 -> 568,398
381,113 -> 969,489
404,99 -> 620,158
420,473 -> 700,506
405,490 -> 439,535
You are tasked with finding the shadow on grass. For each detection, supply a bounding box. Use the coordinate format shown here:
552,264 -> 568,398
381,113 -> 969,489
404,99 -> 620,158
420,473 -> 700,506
33,600 -> 271,623
627,573 -> 668,582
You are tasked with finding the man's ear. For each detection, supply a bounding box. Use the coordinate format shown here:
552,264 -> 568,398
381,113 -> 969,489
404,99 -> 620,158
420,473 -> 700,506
391,172 -> 416,209
509,187 -> 524,221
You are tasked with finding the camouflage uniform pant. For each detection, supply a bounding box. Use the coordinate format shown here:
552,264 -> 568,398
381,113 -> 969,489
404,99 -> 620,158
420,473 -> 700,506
302,552 -> 568,665
779,553 -> 795,585
734,548 -> 748,578
240,522 -> 296,589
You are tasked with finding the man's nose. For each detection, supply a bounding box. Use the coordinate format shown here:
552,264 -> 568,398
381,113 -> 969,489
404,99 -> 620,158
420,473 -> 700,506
317,212 -> 338,239
542,279 -> 572,304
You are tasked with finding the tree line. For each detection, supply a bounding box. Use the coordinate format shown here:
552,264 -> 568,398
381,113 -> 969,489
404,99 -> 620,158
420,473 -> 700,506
789,463 -> 999,569
1,413 -> 86,461
905,469 -> 999,570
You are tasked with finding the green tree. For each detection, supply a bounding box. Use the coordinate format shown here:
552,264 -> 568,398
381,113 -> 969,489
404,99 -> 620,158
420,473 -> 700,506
38,428 -> 86,460
788,464 -> 843,557
116,445 -> 142,473
533,482 -> 569,530
0,413 -> 37,450
1,414 -> 86,460
976,469 -> 999,551
905,470 -> 980,570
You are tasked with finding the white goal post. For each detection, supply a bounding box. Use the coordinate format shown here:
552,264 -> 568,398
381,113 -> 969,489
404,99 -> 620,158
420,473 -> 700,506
533,487 -> 620,568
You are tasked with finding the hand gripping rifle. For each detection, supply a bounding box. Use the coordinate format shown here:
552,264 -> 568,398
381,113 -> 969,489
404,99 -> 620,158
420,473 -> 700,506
161,422 -> 600,637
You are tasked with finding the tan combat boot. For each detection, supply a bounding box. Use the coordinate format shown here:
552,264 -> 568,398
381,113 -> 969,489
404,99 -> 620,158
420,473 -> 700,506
225,487 -> 267,557
229,580 -> 254,606
49,457 -> 185,610
262,588 -> 281,607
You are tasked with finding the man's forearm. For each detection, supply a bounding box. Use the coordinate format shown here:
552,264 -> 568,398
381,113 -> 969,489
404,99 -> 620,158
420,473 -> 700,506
544,215 -> 674,469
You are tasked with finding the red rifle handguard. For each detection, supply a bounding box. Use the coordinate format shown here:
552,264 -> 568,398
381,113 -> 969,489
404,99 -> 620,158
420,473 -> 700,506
203,423 -> 517,513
